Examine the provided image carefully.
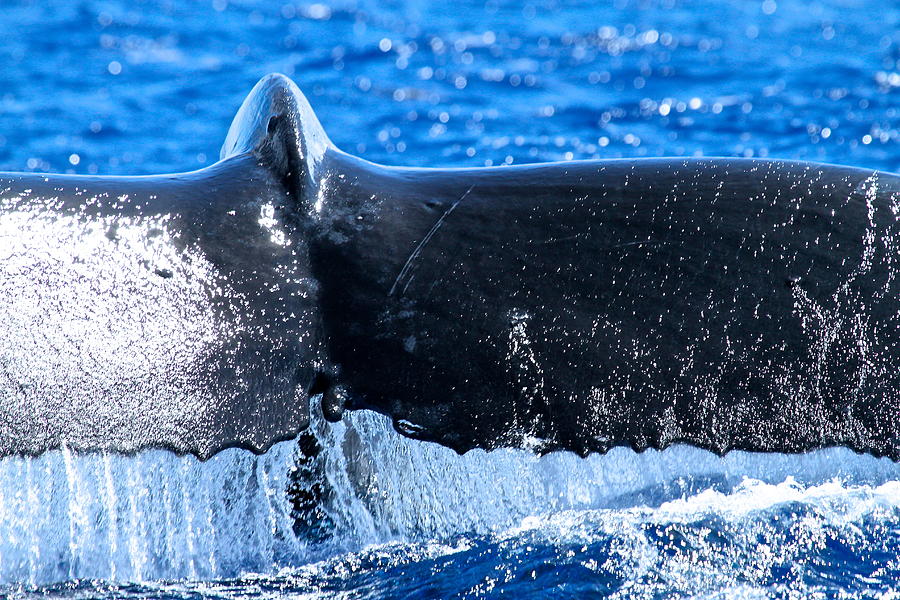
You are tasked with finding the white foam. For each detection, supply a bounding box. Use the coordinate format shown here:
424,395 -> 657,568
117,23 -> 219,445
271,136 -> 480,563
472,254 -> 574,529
0,442 -> 304,585
1,407 -> 899,585
311,409 -> 900,540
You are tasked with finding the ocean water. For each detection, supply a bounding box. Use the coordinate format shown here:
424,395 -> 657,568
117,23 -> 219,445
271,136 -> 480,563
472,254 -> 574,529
1,0 -> 899,598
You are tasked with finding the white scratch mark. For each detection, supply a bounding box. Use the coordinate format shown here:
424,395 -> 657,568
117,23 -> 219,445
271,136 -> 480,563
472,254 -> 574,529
389,185 -> 475,297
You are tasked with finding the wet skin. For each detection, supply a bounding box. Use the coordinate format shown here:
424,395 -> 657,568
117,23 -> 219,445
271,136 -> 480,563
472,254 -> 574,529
1,74 -> 898,459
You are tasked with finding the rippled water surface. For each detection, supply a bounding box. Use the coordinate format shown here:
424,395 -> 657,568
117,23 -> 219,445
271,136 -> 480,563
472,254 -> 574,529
1,0 -> 899,598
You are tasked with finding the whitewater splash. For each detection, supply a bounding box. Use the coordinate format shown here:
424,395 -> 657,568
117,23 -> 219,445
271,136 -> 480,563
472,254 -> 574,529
1,406 -> 900,587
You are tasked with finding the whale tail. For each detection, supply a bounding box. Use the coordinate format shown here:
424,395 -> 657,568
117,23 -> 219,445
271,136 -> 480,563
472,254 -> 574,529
1,73 -> 899,461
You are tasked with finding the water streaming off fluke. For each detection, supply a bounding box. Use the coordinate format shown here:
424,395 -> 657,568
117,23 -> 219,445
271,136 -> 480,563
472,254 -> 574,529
3,407 -> 900,588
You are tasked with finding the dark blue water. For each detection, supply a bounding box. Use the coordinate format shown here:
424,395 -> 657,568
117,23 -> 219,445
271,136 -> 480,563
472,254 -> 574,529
1,0 -> 900,598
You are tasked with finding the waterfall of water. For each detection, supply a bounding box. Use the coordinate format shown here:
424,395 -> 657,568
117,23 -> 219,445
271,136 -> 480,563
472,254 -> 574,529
2,406 -> 899,586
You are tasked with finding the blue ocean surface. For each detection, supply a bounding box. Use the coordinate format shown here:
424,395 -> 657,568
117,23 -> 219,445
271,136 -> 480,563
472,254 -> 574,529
1,0 -> 899,598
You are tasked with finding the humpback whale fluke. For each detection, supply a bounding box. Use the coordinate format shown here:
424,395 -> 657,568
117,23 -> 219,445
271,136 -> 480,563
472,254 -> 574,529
0,74 -> 324,459
1,74 -> 899,460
